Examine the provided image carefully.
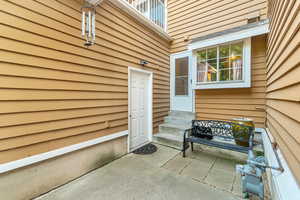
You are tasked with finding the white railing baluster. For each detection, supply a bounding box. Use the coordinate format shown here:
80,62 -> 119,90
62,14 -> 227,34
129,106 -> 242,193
150,0 -> 153,20
147,0 -> 150,18
155,0 -> 159,25
157,0 -> 160,27
159,0 -> 161,28
162,0 -> 165,29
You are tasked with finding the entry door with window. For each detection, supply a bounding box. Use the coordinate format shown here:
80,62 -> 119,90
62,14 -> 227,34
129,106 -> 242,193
170,52 -> 193,112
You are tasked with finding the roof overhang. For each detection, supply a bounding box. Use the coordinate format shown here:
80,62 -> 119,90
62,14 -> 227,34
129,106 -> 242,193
188,19 -> 269,51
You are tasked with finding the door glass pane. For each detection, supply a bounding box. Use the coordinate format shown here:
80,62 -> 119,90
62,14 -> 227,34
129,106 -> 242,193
175,57 -> 189,96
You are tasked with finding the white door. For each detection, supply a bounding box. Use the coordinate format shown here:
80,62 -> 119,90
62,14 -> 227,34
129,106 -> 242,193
129,69 -> 152,151
171,52 -> 194,112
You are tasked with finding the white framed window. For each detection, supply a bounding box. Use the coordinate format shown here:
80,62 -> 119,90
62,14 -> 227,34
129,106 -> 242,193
192,38 -> 251,89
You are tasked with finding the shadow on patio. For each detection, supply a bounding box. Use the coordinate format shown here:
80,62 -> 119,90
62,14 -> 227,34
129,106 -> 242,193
35,144 -> 249,200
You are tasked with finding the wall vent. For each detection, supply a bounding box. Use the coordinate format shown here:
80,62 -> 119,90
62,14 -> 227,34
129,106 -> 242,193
248,16 -> 261,24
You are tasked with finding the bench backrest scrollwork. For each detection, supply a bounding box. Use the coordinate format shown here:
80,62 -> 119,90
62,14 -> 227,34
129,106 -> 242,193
191,120 -> 254,141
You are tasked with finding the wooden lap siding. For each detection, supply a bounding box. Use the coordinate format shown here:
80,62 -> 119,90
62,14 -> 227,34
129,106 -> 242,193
167,0 -> 268,53
167,0 -> 268,127
0,0 -> 170,163
266,0 -> 300,183
195,36 -> 267,128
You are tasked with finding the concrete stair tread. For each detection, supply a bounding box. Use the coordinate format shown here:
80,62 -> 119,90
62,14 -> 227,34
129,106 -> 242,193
165,116 -> 194,120
159,123 -> 191,130
154,132 -> 183,142
169,110 -> 195,114
153,132 -> 183,150
164,116 -> 194,122
154,110 -> 195,150
169,111 -> 196,118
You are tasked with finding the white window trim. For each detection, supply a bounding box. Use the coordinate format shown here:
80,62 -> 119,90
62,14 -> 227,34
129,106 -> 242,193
192,38 -> 251,89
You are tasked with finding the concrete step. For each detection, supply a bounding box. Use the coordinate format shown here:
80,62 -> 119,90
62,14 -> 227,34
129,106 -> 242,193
158,123 -> 191,136
169,110 -> 196,120
153,110 -> 195,151
164,116 -> 193,126
152,132 -> 183,150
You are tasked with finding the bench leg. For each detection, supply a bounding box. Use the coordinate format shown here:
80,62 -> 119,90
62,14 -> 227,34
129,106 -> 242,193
182,141 -> 186,157
191,142 -> 194,152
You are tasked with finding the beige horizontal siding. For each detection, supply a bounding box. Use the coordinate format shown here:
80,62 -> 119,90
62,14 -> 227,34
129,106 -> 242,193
167,0 -> 268,53
0,0 -> 170,163
266,0 -> 300,184
195,36 -> 267,128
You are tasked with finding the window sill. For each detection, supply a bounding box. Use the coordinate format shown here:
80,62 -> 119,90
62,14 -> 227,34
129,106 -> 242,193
193,80 -> 251,89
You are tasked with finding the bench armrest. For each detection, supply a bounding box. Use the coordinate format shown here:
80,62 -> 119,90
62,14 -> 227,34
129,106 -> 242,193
184,128 -> 192,138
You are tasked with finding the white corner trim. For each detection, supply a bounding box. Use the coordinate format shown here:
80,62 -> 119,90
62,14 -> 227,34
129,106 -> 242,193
0,130 -> 128,174
107,0 -> 173,42
188,23 -> 269,51
259,128 -> 300,200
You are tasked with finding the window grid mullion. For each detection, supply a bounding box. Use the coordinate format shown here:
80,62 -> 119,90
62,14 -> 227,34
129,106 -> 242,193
229,44 -> 231,81
217,45 -> 220,82
205,49 -> 208,82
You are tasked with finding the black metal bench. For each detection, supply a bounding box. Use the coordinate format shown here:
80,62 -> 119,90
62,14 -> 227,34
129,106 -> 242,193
182,120 -> 254,157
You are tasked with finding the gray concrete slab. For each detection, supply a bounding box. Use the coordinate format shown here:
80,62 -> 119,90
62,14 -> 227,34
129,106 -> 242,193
232,174 -> 243,195
213,158 -> 237,174
184,149 -> 217,166
180,158 -> 213,181
204,168 -> 236,191
36,144 -> 241,200
130,144 -> 180,168
162,154 -> 192,174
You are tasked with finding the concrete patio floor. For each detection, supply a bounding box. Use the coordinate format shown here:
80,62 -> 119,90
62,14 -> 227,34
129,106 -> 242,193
36,144 -> 244,200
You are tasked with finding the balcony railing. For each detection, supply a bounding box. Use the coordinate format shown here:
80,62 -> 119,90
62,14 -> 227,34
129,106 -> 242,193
124,0 -> 166,30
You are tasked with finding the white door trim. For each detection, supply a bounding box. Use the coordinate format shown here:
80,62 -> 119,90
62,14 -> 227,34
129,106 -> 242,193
170,51 -> 195,112
128,67 -> 153,153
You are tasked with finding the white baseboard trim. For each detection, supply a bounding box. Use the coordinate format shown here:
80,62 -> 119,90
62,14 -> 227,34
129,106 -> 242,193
258,128 -> 300,200
0,130 -> 128,174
